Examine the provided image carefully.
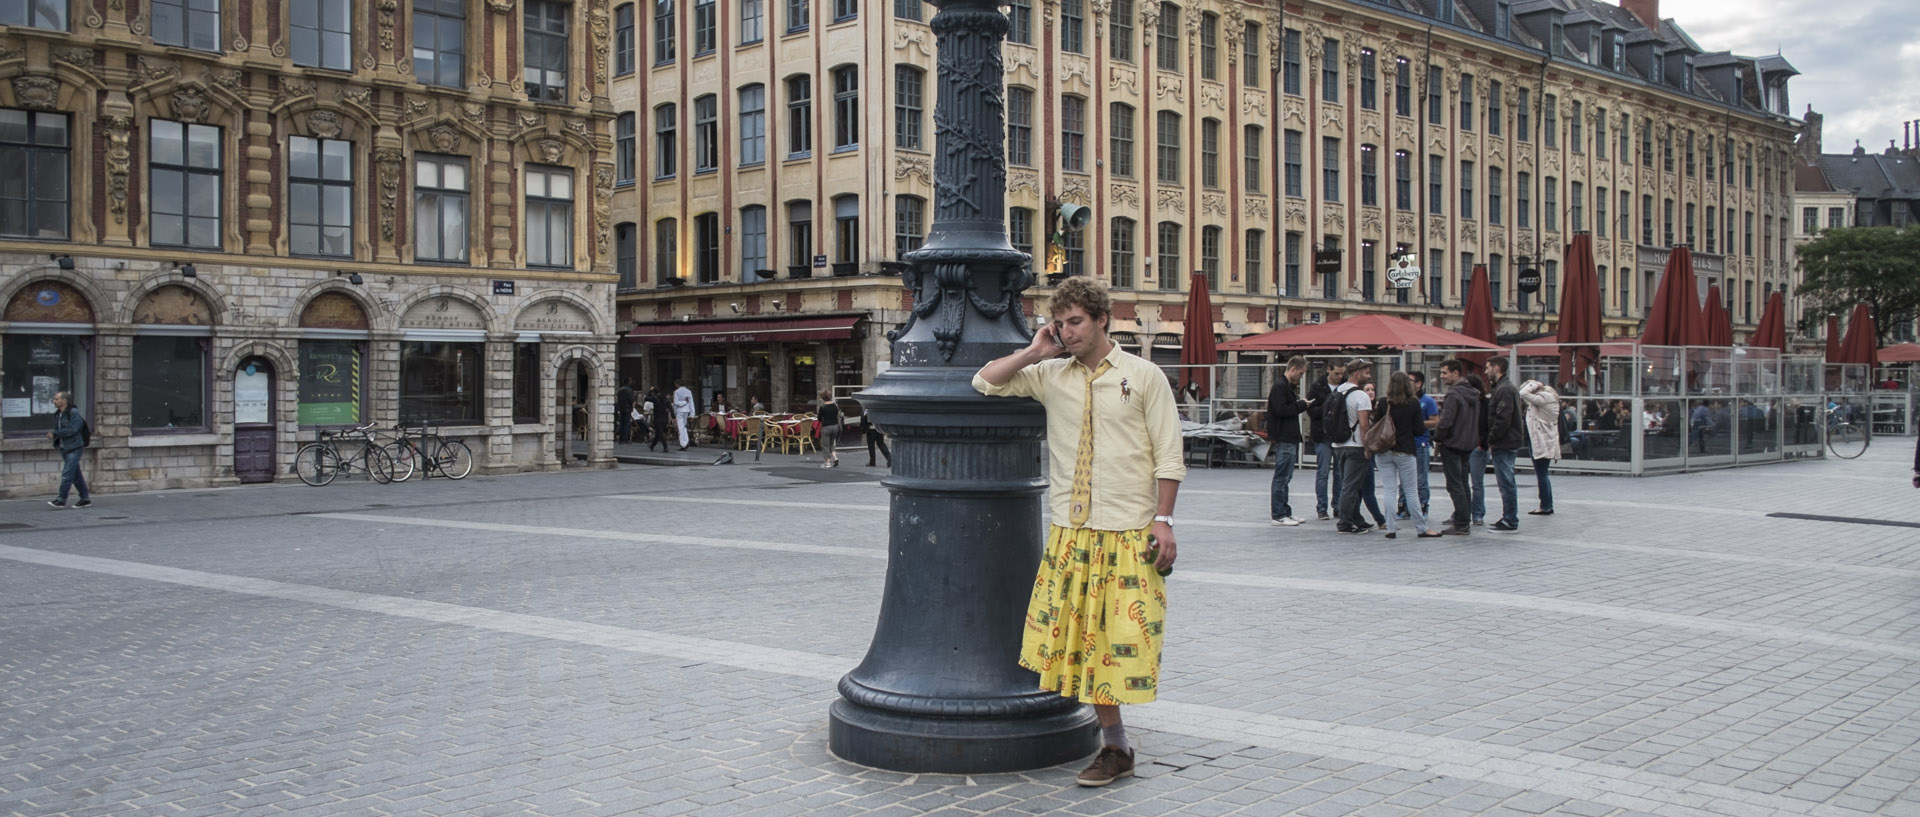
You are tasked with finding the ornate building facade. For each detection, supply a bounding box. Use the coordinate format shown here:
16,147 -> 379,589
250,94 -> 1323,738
0,0 -> 619,496
613,0 -> 1800,406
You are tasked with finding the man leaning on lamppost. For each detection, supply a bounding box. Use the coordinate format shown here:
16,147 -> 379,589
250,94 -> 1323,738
972,276 -> 1185,786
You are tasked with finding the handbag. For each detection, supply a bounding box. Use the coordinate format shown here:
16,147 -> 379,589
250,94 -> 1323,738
1361,405 -> 1398,454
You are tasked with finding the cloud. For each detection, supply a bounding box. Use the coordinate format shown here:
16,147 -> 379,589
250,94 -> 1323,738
1663,0 -> 1920,152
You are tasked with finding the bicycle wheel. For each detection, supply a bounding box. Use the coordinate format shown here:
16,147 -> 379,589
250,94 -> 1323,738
362,444 -> 396,483
382,440 -> 418,482
436,440 -> 475,480
294,444 -> 338,487
1828,423 -> 1868,459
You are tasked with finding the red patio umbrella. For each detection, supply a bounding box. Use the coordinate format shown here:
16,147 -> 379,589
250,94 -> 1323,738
1219,313 -> 1504,352
1879,343 -> 1920,364
1824,314 -> 1843,363
1701,284 -> 1734,347
1838,302 -> 1879,366
1554,234 -> 1604,388
1638,246 -> 1705,347
1749,291 -> 1788,352
1177,272 -> 1218,400
1460,263 -> 1498,368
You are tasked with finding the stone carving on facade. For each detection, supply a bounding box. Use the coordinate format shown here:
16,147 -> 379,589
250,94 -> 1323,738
1546,152 -> 1560,174
1157,188 -> 1186,215
1185,2 -> 1200,44
429,124 -> 461,152
1324,209 -> 1344,231
1517,232 -> 1535,255
0,43 -> 23,62
1428,217 -> 1447,241
1360,208 -> 1382,237
11,76 -> 58,110
1060,54 -> 1090,90
539,138 -> 566,164
1201,193 -> 1225,216
378,0 -> 399,52
1245,196 -> 1267,220
204,67 -> 244,92
1461,221 -> 1478,244
101,114 -> 133,224
1242,90 -> 1267,117
487,0 -> 515,12
565,118 -> 590,137
1396,122 -> 1413,145
53,48 -> 96,69
1109,66 -> 1137,95
1517,151 -> 1533,170
1198,82 -> 1224,112
1222,5 -> 1244,61
1320,107 -> 1344,133
307,110 -> 343,139
276,77 -> 316,105
519,112 -> 543,129
895,154 -> 932,186
168,87 -> 209,121
1304,25 -> 1324,58
1392,211 -> 1414,237
338,85 -> 372,109
1361,116 -> 1382,139
1284,97 -> 1305,126
375,147 -> 404,242
1286,200 -> 1308,228
1490,144 -> 1506,164
1007,170 -> 1040,198
1491,230 -> 1507,250
1005,46 -> 1035,83
1138,4 -> 1159,33
401,96 -> 431,119
595,166 -> 615,258
1664,174 -> 1677,196
1062,177 -> 1091,205
463,103 -> 487,123
1266,11 -> 1283,72
895,27 -> 933,58
588,0 -> 611,100
1110,182 -> 1138,208
1090,0 -> 1110,36
1462,140 -> 1478,160
1041,0 -> 1055,27
1155,74 -> 1184,104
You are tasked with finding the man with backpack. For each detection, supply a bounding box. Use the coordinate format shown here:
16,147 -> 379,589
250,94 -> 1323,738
1306,362 -> 1345,520
46,390 -> 92,508
1329,359 -> 1375,533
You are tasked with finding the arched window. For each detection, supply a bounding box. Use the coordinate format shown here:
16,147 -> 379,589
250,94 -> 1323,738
2,281 -> 94,434
297,291 -> 370,427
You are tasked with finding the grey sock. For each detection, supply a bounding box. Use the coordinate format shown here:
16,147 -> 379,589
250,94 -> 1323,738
1101,722 -> 1130,752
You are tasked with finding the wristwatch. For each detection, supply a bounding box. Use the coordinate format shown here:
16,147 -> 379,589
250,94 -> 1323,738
1152,515 -> 1175,526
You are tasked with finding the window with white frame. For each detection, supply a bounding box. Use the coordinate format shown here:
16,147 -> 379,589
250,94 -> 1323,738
525,165 -> 573,267
894,67 -> 924,150
414,153 -> 469,262
694,94 -> 718,172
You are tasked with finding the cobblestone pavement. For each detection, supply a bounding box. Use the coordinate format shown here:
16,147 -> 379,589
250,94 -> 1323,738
2,440 -> 1917,817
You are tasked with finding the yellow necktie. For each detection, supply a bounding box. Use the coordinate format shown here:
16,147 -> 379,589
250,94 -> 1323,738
1068,360 -> 1110,527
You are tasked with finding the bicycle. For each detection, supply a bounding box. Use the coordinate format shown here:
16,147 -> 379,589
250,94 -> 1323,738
382,420 -> 475,480
1826,405 -> 1870,460
294,423 -> 397,486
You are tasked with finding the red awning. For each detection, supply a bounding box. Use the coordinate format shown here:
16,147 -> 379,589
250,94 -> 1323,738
1219,313 -> 1504,352
626,315 -> 865,345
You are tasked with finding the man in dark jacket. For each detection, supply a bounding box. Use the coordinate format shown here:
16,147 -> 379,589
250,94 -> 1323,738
46,390 -> 91,508
1266,355 -> 1310,526
615,378 -> 635,443
1305,362 -> 1345,520
1483,356 -> 1525,531
1434,360 -> 1481,535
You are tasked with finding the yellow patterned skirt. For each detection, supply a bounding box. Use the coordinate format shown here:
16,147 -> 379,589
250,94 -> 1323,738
1019,524 -> 1167,705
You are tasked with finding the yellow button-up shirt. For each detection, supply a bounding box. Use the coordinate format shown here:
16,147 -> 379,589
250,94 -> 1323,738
973,343 -> 1187,531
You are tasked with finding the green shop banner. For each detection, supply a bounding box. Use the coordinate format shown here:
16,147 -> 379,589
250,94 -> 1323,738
299,345 -> 361,425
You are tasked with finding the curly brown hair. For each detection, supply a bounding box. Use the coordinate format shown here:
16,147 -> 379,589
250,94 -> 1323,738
1047,276 -> 1112,326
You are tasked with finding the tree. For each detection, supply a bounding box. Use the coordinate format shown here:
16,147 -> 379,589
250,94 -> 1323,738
1795,226 -> 1920,346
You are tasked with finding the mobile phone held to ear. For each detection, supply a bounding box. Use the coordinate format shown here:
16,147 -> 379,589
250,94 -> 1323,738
1050,322 -> 1066,350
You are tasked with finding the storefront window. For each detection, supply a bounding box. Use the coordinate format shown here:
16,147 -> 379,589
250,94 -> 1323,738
130,336 -> 208,430
512,342 -> 540,423
1,333 -> 90,433
298,340 -> 364,426
789,352 -> 816,412
400,341 -> 484,424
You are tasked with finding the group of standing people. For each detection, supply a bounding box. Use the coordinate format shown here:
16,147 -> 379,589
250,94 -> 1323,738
1268,355 -> 1564,537
611,378 -> 695,451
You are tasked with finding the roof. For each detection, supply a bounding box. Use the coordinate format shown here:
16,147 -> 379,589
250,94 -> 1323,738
1795,163 -> 1835,193
1815,152 -> 1920,200
1756,55 -> 1801,77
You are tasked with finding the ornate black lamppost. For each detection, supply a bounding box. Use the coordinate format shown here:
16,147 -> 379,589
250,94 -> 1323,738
826,0 -> 1098,773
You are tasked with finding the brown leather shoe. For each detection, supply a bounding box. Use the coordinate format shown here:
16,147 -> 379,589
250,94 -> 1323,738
1075,746 -> 1136,787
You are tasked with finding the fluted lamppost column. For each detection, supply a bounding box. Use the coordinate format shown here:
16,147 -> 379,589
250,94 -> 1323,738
826,0 -> 1098,773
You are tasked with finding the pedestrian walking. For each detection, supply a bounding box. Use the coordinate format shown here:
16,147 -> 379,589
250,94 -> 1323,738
1306,362 -> 1345,520
648,387 -> 673,451
672,379 -> 695,450
1468,372 -> 1490,526
1331,359 -> 1375,534
46,390 -> 91,508
973,276 -> 1184,787
1484,356 -> 1525,531
1434,360 -> 1481,535
1266,355 -> 1310,526
1398,371 -> 1438,520
817,390 -> 842,468
1518,379 -> 1563,515
615,378 -> 635,444
864,412 -> 892,467
1373,372 -> 1440,539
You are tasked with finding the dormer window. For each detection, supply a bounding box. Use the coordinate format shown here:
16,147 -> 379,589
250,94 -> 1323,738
1682,57 -> 1694,92
1612,37 -> 1623,70
1549,18 -> 1564,57
1650,51 -> 1663,83
1494,1 -> 1510,39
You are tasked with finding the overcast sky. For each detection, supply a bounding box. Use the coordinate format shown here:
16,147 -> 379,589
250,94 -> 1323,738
1661,0 -> 1920,154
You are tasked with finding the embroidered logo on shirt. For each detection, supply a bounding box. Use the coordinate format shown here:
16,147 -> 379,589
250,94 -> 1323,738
1119,377 -> 1132,403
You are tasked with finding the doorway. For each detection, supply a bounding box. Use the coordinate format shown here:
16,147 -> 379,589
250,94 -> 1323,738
233,357 -> 275,483
556,358 -> 593,462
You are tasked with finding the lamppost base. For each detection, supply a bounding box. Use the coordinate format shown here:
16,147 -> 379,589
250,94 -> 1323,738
828,697 -> 1098,774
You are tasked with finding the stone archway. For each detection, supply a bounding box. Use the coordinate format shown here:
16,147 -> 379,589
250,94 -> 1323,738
555,357 -> 594,465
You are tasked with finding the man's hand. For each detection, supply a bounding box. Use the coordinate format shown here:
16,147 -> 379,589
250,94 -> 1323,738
977,322 -> 1067,387
1150,522 -> 1177,572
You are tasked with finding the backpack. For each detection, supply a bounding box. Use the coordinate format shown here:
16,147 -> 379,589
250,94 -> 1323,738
1361,404 -> 1398,454
1322,385 -> 1356,443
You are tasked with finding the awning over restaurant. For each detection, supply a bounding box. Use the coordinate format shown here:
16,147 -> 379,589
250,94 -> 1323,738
625,314 -> 865,345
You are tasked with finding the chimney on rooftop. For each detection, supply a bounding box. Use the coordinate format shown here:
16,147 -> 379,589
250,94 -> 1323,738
1621,0 -> 1660,30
